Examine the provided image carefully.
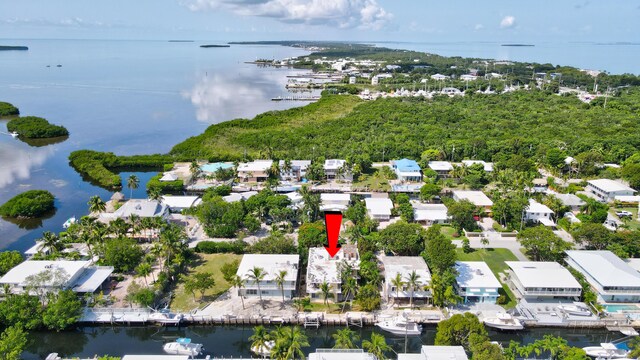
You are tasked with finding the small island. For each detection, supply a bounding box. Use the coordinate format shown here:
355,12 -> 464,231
7,116 -> 69,138
0,101 -> 19,116
0,190 -> 55,218
0,45 -> 28,51
501,44 -> 535,47
200,44 -> 231,48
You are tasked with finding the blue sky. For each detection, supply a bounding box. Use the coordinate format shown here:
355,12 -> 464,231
1,0 -> 639,43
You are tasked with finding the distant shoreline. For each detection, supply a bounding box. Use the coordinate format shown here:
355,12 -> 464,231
501,44 -> 535,47
0,45 -> 28,51
200,44 -> 231,48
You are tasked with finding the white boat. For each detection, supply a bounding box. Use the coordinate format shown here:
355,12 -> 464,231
149,310 -> 184,325
375,315 -> 423,336
483,313 -> 524,331
9,131 -> 18,138
251,340 -> 275,357
163,338 -> 203,357
62,217 -> 77,229
582,342 -> 629,359
557,303 -> 592,316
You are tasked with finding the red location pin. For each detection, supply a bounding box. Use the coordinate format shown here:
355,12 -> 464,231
324,211 -> 342,258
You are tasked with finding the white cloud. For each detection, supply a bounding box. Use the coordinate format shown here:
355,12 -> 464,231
183,0 -> 392,29
500,15 -> 516,29
474,23 -> 484,30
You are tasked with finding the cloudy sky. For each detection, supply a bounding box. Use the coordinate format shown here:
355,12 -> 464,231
0,0 -> 638,43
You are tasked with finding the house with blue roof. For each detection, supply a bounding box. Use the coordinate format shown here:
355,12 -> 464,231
391,159 -> 422,182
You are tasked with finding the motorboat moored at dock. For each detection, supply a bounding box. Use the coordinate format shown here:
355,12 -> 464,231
483,312 -> 524,331
163,338 -> 203,357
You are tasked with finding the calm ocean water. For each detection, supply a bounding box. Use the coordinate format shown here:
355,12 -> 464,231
0,39 -> 637,252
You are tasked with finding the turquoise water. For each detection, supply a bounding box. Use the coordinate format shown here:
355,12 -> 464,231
603,304 -> 639,312
200,162 -> 234,173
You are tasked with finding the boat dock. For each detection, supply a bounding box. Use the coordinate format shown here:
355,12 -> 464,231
271,95 -> 321,101
80,308 -> 152,325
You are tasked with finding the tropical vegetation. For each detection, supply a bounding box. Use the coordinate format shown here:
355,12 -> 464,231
0,190 -> 55,218
7,116 -> 68,138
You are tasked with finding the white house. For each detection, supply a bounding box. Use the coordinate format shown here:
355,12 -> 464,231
381,255 -> 431,304
223,191 -> 258,203
279,160 -> 311,181
553,193 -> 586,212
391,159 -> 422,182
398,346 -> 468,360
566,250 -> 640,302
452,190 -> 493,211
0,260 -> 113,295
428,161 -> 454,177
324,159 -> 352,181
412,202 -> 449,225
310,349 -> 376,360
307,245 -> 360,302
100,199 -> 169,222
364,197 -> 394,221
461,160 -> 494,172
524,199 -> 555,226
236,254 -> 299,299
454,261 -> 501,304
161,196 -> 202,212
586,179 -> 636,202
506,261 -> 581,300
460,74 -> 478,81
237,160 -> 273,182
320,193 -> 351,211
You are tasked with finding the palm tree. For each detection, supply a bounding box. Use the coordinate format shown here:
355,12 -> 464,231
40,231 -> 63,254
248,266 -> 267,308
249,326 -> 272,358
406,270 -> 421,309
275,270 -> 288,306
87,195 -> 106,214
231,275 -> 246,309
147,187 -> 162,201
109,218 -> 129,238
190,161 -> 201,181
298,185 -> 320,222
340,277 -> 357,313
319,281 -> 331,309
271,326 -> 309,360
332,328 -> 359,349
391,273 -> 405,305
136,262 -> 152,286
159,224 -> 188,277
126,174 -> 140,199
362,333 -> 391,360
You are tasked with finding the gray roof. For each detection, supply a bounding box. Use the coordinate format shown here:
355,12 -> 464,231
113,199 -> 168,218
566,250 -> 640,288
506,261 -> 581,289
554,193 -> 586,207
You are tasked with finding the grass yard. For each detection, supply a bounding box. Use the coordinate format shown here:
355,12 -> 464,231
171,253 -> 241,311
610,206 -> 640,230
352,171 -> 392,192
441,226 -> 465,240
456,248 -> 519,309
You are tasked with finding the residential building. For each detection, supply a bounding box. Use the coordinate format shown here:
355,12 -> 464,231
454,261 -> 501,304
159,173 -> 179,182
524,199 -> 555,226
398,346 -> 468,360
565,250 -> 640,302
428,161 -> 454,178
364,197 -> 394,221
452,190 -> 493,211
505,261 -> 581,300
100,199 -> 169,222
553,193 -> 586,212
460,74 -> 478,81
586,179 -> 636,202
381,255 -> 431,303
307,245 -> 360,302
279,160 -> 311,181
461,160 -> 494,172
223,191 -> 258,203
309,349 -> 376,360
321,193 -> 351,211
391,159 -> 422,182
0,260 -> 113,295
324,159 -> 353,181
161,196 -> 202,212
236,254 -> 300,299
430,74 -> 449,81
237,160 -> 273,182
412,202 -> 449,225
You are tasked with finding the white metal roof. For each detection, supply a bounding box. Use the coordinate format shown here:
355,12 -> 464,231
324,159 -> 347,170
364,198 -> 393,216
161,196 -> 202,209
237,160 -> 273,173
113,199 -> 168,218
310,349 -> 376,360
307,247 -> 360,285
223,191 -> 258,203
279,160 -> 311,169
461,160 -> 494,172
452,190 -> 493,207
587,179 -> 636,193
554,193 -> 586,207
159,172 -> 179,181
526,199 -> 553,214
0,260 -> 89,287
455,261 -> 501,289
506,261 -> 580,289
411,202 -> 448,222
71,266 -> 114,293
237,254 -> 299,282
382,256 -> 431,284
398,346 -> 468,360
428,161 -> 453,171
625,258 -> 640,273
566,250 -> 640,288
321,193 -> 351,202
615,195 -> 640,203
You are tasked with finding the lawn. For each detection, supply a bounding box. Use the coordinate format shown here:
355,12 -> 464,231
441,226 -> 465,240
456,248 -> 519,309
610,206 -> 640,230
170,253 -> 241,311
352,170 -> 392,192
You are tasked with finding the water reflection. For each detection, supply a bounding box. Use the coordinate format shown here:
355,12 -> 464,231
1,207 -> 57,230
19,135 -> 69,148
0,140 -> 54,188
27,328 -> 89,359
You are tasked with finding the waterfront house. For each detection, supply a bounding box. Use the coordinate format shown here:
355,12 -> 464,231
452,190 -> 493,211
161,196 -> 202,212
381,255 -> 431,304
279,160 -> 311,181
223,191 -> 258,203
324,159 -> 353,181
391,159 -> 422,182
307,245 -> 360,302
454,261 -> 501,304
428,161 -> 454,178
398,346 -> 468,360
412,202 -> 449,225
236,254 -> 299,299
0,260 -> 113,295
565,250 -> 640,302
364,197 -> 394,221
309,349 -> 376,360
586,179 -> 636,203
505,261 -> 581,300
159,173 -> 179,182
524,199 -> 555,226
237,160 -> 273,182
461,160 -> 494,172
100,199 -> 169,223
553,193 -> 586,212
320,193 -> 351,211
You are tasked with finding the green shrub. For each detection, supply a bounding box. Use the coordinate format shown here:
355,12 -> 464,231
194,240 -> 247,254
0,101 -> 19,116
146,173 -> 183,193
0,190 -> 55,217
7,116 -> 68,138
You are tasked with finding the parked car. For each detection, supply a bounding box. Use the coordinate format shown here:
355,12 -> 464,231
615,211 -> 633,218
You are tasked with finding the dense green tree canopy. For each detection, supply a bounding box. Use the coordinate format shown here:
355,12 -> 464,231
518,225 -> 573,262
0,190 -> 55,218
0,251 -> 23,276
7,116 -> 68,138
379,221 -> 427,256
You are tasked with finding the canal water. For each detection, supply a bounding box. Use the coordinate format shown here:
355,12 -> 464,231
23,325 -> 621,359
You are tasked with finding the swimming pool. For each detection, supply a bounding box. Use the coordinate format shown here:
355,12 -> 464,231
603,304 -> 640,312
200,162 -> 233,173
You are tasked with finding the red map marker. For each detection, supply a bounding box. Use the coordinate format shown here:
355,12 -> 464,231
324,211 -> 342,258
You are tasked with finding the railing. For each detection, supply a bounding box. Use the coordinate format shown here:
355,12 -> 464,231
522,290 -> 582,296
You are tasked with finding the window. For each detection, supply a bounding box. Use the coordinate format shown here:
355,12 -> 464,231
246,289 -> 257,295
